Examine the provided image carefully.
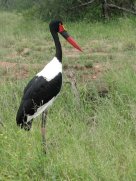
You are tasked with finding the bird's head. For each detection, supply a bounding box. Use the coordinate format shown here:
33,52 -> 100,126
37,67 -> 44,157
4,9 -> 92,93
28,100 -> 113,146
49,20 -> 82,51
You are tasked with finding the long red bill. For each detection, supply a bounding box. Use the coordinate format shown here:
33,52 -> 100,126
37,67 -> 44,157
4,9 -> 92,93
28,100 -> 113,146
67,36 -> 82,52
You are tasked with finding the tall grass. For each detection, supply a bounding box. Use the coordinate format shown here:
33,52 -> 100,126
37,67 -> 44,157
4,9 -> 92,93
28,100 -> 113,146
0,12 -> 136,180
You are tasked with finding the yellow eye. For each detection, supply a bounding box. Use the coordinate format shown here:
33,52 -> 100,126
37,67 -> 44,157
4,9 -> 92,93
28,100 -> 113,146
59,24 -> 66,32
63,25 -> 66,31
60,23 -> 66,30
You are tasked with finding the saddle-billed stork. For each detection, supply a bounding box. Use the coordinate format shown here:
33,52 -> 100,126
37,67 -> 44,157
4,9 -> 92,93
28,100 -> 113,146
16,20 -> 82,152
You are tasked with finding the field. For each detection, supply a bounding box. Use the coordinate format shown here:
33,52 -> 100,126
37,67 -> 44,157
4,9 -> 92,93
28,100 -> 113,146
0,12 -> 136,180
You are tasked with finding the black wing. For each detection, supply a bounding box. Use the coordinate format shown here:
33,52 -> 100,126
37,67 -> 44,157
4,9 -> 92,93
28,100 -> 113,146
16,73 -> 62,126
24,74 -> 62,104
23,76 -> 37,94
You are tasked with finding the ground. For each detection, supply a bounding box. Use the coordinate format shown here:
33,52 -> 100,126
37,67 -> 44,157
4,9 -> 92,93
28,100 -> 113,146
0,12 -> 136,181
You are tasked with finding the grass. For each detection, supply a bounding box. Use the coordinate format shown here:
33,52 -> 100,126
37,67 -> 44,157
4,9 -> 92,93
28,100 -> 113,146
0,11 -> 136,180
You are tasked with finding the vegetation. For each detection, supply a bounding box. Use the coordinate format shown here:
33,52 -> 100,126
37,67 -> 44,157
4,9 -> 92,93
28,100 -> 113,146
0,11 -> 136,180
0,0 -> 136,21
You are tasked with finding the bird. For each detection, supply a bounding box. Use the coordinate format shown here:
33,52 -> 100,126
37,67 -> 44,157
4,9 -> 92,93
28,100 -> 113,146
16,20 -> 82,152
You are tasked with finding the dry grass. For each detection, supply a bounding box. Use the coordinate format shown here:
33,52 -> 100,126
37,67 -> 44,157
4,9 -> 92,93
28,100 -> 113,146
0,12 -> 136,180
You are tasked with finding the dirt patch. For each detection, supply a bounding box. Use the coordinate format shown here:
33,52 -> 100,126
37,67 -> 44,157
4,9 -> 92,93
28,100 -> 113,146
0,61 -> 29,81
0,61 -> 45,81
7,48 -> 31,60
81,64 -> 102,81
0,61 -> 17,68
64,64 -> 92,71
80,63 -> 110,81
20,48 -> 30,56
64,62 -> 110,84
0,60 -> 110,82
84,39 -> 113,55
63,48 -> 81,58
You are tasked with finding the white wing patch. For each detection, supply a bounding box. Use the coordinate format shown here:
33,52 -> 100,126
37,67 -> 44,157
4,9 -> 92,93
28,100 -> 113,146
27,97 -> 55,122
37,57 -> 62,81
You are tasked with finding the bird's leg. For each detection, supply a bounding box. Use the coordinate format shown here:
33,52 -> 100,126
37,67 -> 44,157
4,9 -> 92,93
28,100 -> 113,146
41,110 -> 48,153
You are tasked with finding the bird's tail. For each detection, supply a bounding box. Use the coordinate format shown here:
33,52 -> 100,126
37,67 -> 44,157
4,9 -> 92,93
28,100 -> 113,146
16,105 -> 32,131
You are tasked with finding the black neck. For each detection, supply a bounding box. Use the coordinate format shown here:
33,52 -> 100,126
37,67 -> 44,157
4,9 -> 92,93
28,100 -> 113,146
51,31 -> 62,62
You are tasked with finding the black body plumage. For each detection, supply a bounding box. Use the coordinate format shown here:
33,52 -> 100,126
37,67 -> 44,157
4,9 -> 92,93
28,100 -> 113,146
16,73 -> 62,130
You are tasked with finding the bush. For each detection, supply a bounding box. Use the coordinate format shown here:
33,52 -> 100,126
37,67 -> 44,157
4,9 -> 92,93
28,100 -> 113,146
0,0 -> 136,21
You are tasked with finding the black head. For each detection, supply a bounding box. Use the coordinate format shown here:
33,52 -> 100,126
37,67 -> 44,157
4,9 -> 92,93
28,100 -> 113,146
49,20 -> 82,51
49,20 -> 63,33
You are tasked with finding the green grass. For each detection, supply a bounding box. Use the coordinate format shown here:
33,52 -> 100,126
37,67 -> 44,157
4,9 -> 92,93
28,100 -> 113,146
0,11 -> 136,180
